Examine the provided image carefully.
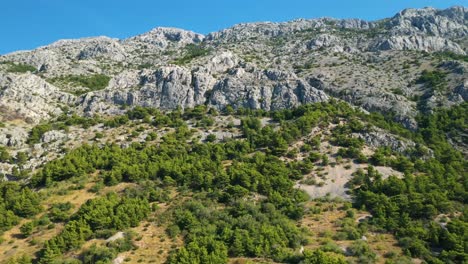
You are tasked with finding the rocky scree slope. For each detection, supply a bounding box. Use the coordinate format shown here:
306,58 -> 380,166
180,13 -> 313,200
0,6 -> 466,132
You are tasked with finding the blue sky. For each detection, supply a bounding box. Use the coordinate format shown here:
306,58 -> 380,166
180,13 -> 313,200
1,0 -> 466,54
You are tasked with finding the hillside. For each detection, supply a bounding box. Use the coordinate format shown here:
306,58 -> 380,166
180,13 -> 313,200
0,5 -> 467,264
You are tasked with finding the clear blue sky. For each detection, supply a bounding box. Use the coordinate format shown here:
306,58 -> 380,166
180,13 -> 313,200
1,0 -> 466,54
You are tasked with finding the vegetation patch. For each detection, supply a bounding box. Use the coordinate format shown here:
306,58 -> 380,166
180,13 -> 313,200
434,51 -> 468,62
1,61 -> 37,73
171,44 -> 212,65
0,101 -> 466,263
416,69 -> 447,91
47,74 -> 111,96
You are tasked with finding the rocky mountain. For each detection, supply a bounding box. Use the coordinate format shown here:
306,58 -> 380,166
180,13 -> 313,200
0,6 -> 466,132
0,7 -> 467,263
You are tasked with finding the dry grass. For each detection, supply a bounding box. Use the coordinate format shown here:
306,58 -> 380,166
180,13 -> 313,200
300,201 -> 405,264
115,219 -> 182,264
0,178 -> 137,263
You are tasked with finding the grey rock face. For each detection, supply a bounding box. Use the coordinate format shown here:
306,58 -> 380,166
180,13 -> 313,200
79,62 -> 329,113
76,37 -> 127,61
41,130 -> 67,143
124,27 -> 205,49
388,6 -> 468,37
0,127 -> 28,148
0,72 -> 74,122
206,18 -> 371,42
372,35 -> 465,54
353,130 -> 416,153
307,34 -> 346,52
453,80 -> 468,101
209,69 -> 328,110
0,5 -> 466,129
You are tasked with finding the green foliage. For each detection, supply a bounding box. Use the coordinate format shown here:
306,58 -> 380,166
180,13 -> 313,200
172,44 -> 212,65
0,185 -> 40,233
417,102 -> 467,159
240,102 -> 356,156
0,146 -> 12,163
15,151 -> 29,166
27,123 -> 53,144
417,70 -> 447,91
334,216 -> 363,241
56,114 -> 102,129
4,255 -> 33,264
300,249 -> 346,264
351,105 -> 468,262
347,240 -> 377,263
434,51 -> 468,62
184,105 -> 207,119
38,192 -> 149,263
81,244 -> 117,264
6,100 -> 466,263
20,221 -> 35,237
106,234 -> 136,252
4,61 -> 36,73
103,115 -> 129,128
167,235 -> 228,264
49,202 -> 74,222
167,199 -> 306,263
47,74 -> 111,95
205,134 -> 216,142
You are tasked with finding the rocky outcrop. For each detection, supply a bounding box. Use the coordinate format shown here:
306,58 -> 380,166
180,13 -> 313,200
372,35 -> 465,54
124,27 -> 204,49
75,37 -> 127,61
79,62 -> 329,113
453,80 -> 468,101
0,127 -> 28,148
41,130 -> 67,143
0,73 -> 74,123
388,6 -> 468,38
210,68 -> 328,110
0,6 -> 466,130
353,130 -> 416,154
307,34 -> 347,52
206,18 -> 371,42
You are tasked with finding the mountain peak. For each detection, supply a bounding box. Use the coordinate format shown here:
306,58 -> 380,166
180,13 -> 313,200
124,27 -> 204,48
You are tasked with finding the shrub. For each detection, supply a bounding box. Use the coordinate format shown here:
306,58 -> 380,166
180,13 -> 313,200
0,147 -> 12,163
82,244 -> 117,264
48,74 -> 111,95
347,240 -> 376,263
417,70 -> 447,90
171,44 -> 212,65
20,222 -> 35,237
205,134 -> 216,142
5,62 -> 36,73
27,124 -> 53,144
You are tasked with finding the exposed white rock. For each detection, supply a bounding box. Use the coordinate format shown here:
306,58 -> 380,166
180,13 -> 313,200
124,27 -> 204,49
307,34 -> 345,52
41,130 -> 67,143
206,51 -> 239,73
0,73 -> 74,122
0,127 -> 28,147
389,6 -> 468,37
372,35 -> 465,54
0,5 -> 465,135
353,129 -> 416,153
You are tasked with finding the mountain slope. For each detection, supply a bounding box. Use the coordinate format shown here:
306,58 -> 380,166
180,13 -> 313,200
0,6 -> 466,128
0,7 -> 467,264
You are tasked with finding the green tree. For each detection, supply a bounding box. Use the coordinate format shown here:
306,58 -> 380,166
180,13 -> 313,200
301,249 -> 347,264
20,222 -> 35,237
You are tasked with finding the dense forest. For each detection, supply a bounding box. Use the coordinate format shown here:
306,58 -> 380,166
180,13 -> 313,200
0,101 -> 466,264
